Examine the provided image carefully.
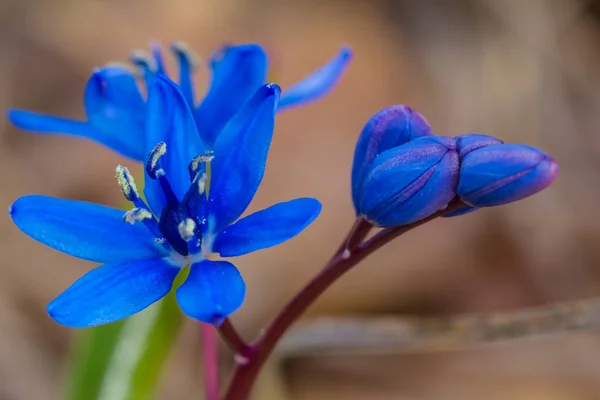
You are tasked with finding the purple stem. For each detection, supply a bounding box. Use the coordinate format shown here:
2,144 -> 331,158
222,199 -> 464,400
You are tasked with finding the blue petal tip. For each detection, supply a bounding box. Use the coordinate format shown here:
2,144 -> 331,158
264,83 -> 282,95
339,46 -> 353,60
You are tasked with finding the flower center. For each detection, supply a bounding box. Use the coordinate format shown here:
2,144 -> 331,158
116,142 -> 213,262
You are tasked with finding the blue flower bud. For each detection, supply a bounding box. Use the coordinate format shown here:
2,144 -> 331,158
441,133 -> 504,218
457,144 -> 558,207
455,134 -> 504,158
357,136 -> 459,227
352,105 -> 433,209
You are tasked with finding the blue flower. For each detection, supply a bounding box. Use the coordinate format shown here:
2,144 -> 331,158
8,42 -> 352,159
9,75 -> 322,327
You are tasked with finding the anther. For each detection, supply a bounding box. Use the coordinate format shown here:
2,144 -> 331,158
146,142 -> 167,179
188,152 -> 214,181
170,42 -> 200,68
130,50 -> 156,73
123,207 -> 153,224
177,218 -> 197,242
116,165 -> 140,201
145,142 -> 179,208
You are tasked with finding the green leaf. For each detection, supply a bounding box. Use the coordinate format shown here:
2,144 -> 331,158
65,269 -> 188,400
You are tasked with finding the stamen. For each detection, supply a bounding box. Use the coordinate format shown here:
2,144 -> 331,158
145,142 -> 180,208
188,152 -> 214,181
123,207 -> 153,224
144,143 -> 181,208
170,42 -> 200,69
177,218 -> 197,242
146,142 -> 167,179
130,50 -> 156,72
170,41 -> 197,106
151,44 -> 166,74
115,165 -> 140,201
122,206 -> 170,251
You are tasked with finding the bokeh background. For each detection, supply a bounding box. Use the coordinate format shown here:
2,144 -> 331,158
2,0 -> 600,398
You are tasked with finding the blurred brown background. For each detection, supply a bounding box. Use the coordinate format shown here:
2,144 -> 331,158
2,0 -> 600,398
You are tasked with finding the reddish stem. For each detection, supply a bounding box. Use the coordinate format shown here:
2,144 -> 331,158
223,200 -> 463,400
219,318 -> 253,358
201,324 -> 220,400
339,216 -> 373,254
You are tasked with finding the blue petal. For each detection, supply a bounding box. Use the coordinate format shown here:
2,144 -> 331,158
7,109 -> 119,153
195,44 -> 268,145
208,84 -> 280,232
213,198 -> 322,257
458,144 -> 559,207
48,258 -> 179,327
10,195 -> 167,263
144,74 -> 206,214
359,136 -> 459,226
352,105 -> 432,210
83,66 -> 146,160
176,260 -> 245,325
278,47 -> 352,110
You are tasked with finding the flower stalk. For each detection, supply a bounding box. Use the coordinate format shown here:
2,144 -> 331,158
218,318 -> 252,358
222,198 -> 465,400
201,324 -> 220,400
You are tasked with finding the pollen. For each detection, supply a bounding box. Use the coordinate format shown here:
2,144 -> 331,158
178,218 -> 197,242
123,208 -> 153,224
196,173 -> 207,195
189,152 -> 214,175
147,142 -> 167,179
115,165 -> 140,201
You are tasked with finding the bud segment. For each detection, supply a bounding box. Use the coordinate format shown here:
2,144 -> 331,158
352,105 -> 433,209
457,144 -> 558,207
455,134 -> 504,159
358,136 -> 459,227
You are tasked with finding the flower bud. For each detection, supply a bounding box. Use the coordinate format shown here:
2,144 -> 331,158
442,133 -> 503,218
357,136 -> 459,227
455,133 -> 504,158
352,105 -> 432,209
457,144 -> 558,207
